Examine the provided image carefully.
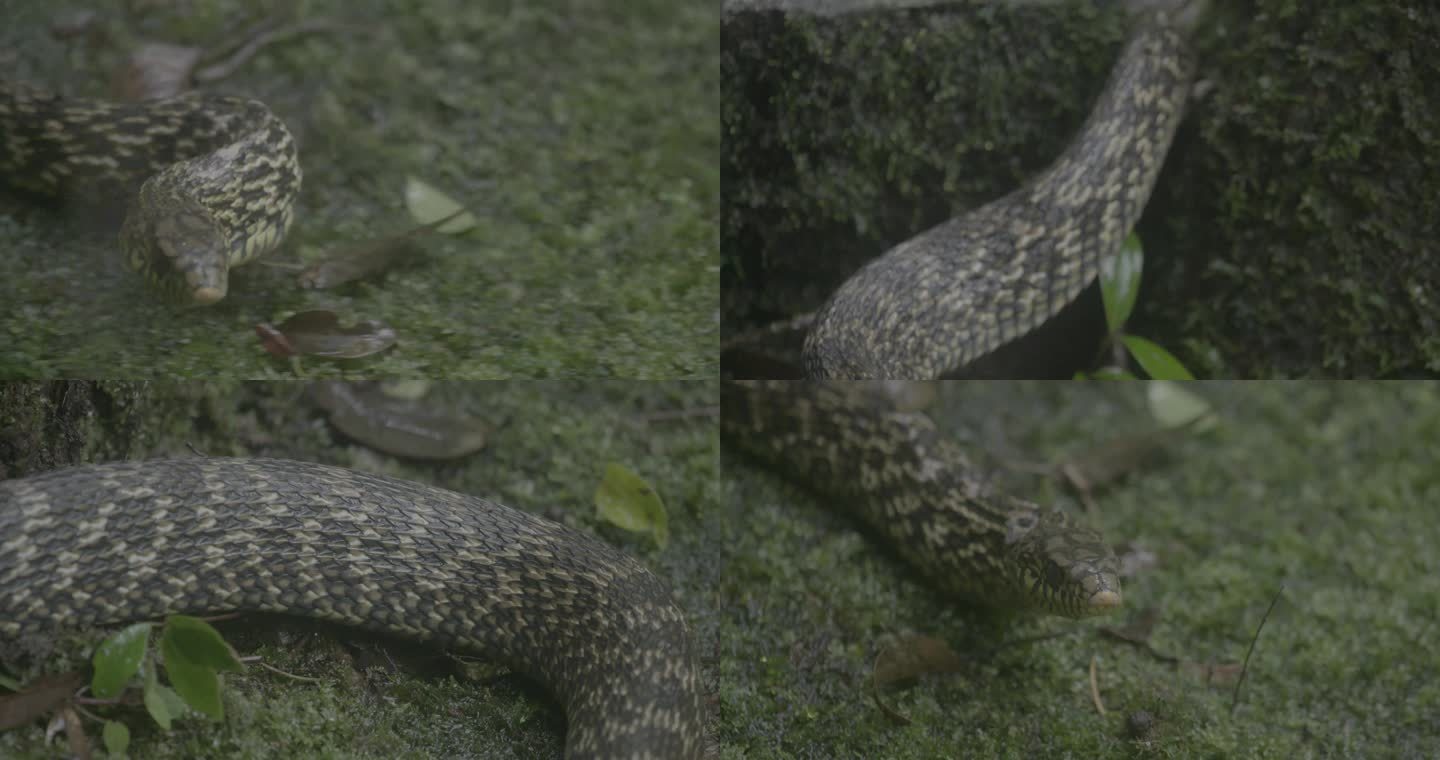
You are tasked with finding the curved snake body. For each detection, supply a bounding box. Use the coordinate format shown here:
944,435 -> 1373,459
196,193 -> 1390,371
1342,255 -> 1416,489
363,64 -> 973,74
803,5 -> 1202,378
722,381 -> 1120,617
0,458 -> 705,759
0,81 -> 300,305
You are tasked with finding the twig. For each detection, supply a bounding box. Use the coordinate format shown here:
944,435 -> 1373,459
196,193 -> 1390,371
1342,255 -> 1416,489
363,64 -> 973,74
1089,655 -> 1106,716
196,612 -> 243,624
68,701 -> 108,722
194,19 -> 345,83
242,658 -> 324,684
1231,584 -> 1284,714
1098,627 -> 1181,664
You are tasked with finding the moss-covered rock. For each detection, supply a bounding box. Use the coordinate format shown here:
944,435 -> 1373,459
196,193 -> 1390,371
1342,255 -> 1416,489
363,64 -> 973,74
722,1 -> 1440,377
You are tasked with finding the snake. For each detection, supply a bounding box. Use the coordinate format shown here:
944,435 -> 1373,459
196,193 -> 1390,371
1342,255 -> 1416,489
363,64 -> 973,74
801,1 -> 1207,378
0,458 -> 707,759
0,80 -> 300,305
722,381 -> 1121,618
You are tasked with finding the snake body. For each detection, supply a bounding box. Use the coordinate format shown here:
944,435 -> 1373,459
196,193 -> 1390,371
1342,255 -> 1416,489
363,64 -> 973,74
722,381 -> 1120,618
0,458 -> 706,759
0,81 -> 300,305
802,3 -> 1203,378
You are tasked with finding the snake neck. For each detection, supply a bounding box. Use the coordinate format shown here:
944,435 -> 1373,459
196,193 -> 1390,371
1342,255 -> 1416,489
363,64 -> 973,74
1018,20 -> 1196,255
723,382 -> 1121,617
802,12 -> 1199,379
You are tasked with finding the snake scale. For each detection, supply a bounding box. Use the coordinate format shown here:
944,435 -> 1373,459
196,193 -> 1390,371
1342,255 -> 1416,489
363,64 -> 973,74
0,81 -> 300,305
0,458 -> 706,759
803,1 -> 1206,378
722,381 -> 1121,618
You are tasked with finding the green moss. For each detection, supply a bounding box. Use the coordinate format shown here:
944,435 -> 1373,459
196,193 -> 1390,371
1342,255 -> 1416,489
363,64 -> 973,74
722,2 -> 1129,338
722,1 -> 1440,376
0,0 -> 716,378
0,381 -> 718,758
717,382 -> 1440,756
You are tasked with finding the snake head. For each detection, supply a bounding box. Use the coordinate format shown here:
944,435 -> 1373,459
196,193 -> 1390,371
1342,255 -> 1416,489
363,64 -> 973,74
1003,506 -> 1122,618
120,180 -> 229,306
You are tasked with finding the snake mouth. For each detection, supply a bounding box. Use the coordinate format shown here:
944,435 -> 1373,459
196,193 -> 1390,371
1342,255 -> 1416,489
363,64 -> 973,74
181,259 -> 228,306
190,286 -> 226,305
1086,588 -> 1123,613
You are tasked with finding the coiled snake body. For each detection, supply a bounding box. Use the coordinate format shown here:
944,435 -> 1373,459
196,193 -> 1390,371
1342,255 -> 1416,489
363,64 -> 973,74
803,3 -> 1203,378
0,81 -> 300,305
0,458 -> 706,759
722,381 -> 1121,618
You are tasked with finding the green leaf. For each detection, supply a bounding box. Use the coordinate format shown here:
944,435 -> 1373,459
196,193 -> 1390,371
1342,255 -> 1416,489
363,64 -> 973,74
162,616 -> 243,672
1100,233 -> 1144,332
102,720 -> 130,756
143,662 -> 187,730
160,639 -> 222,720
403,176 -> 477,233
91,623 -> 152,699
594,463 -> 669,547
160,616 -> 241,721
1146,381 -> 1218,431
1122,335 -> 1195,380
0,672 -> 20,691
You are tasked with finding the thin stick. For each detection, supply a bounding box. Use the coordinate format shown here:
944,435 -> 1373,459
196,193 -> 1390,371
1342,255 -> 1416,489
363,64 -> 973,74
1231,584 -> 1284,713
69,701 -> 109,722
242,658 -> 324,684
1089,655 -> 1107,716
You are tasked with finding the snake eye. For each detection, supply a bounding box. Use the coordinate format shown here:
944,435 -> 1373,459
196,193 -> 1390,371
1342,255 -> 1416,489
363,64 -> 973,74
1004,510 -> 1039,544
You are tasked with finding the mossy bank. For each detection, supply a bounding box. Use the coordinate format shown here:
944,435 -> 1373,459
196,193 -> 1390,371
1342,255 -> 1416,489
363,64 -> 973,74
722,1 -> 1440,377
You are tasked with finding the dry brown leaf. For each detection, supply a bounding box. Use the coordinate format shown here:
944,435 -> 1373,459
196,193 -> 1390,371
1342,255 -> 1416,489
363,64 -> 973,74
872,634 -> 964,691
869,634 -> 965,724
0,671 -> 83,730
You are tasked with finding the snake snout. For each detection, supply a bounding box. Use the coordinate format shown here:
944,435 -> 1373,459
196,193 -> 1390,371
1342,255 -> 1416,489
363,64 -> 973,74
185,265 -> 228,305
1075,563 -> 1123,616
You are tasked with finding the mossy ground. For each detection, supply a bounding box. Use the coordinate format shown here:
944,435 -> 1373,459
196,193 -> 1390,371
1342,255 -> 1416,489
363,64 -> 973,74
0,381 -> 719,758
722,1 -> 1440,377
0,0 -> 717,378
718,382 -> 1439,757
4,383 -> 1439,756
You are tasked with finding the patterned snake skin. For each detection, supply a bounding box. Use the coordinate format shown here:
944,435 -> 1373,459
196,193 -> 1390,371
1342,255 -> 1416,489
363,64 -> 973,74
803,2 -> 1205,378
0,458 -> 706,759
0,81 -> 300,305
722,381 -> 1121,617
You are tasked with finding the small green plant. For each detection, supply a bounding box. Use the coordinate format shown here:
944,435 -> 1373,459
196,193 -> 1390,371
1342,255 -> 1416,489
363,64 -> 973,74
1078,232 -> 1196,380
0,615 -> 243,757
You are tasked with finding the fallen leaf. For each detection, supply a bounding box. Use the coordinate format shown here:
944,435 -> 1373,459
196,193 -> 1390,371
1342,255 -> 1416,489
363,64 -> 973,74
870,634 -> 965,725
404,177 -> 476,233
594,463 -> 669,547
0,672 -> 83,730
259,311 -> 397,359
113,42 -> 202,101
310,381 -> 487,460
1147,381 -> 1217,430
297,209 -> 465,289
871,634 -> 964,691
